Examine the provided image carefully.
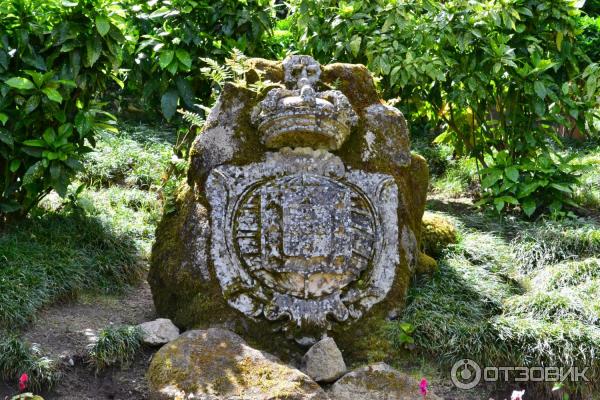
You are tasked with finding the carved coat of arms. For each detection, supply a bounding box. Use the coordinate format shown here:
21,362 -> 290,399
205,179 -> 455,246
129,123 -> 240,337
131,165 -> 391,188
206,56 -> 400,342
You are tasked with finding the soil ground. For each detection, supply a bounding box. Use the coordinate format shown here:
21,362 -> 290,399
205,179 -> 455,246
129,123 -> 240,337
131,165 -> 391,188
1,280 -> 156,400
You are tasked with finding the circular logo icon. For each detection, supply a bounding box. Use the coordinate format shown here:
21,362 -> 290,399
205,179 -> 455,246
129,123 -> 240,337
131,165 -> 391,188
451,359 -> 482,390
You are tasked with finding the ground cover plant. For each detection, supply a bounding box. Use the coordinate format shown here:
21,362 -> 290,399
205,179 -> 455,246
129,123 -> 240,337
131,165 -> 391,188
390,173 -> 600,398
87,325 -> 143,371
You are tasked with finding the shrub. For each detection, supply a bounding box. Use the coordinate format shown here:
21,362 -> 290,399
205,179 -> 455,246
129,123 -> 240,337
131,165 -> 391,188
124,0 -> 279,120
0,0 -> 133,220
87,325 -> 142,371
289,0 -> 600,215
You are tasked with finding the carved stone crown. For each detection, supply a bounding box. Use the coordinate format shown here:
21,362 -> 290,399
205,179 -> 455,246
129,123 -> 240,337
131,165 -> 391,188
252,55 -> 358,150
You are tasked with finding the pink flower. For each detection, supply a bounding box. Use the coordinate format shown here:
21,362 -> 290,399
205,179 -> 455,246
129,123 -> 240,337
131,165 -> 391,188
420,378 -> 428,397
18,373 -> 28,392
511,389 -> 525,400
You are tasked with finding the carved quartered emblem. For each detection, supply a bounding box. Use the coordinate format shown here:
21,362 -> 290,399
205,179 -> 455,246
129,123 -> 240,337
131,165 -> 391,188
206,151 -> 399,339
206,55 -> 400,341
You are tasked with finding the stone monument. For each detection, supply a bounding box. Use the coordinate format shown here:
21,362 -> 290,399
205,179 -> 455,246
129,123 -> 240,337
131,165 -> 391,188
149,55 -> 429,351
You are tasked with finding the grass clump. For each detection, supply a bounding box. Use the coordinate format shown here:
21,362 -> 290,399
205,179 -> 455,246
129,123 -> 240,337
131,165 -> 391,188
76,186 -> 162,255
0,334 -> 60,391
0,209 -> 143,328
530,259 -> 600,290
391,211 -> 600,396
512,220 -> 600,274
87,325 -> 143,371
430,157 -> 479,198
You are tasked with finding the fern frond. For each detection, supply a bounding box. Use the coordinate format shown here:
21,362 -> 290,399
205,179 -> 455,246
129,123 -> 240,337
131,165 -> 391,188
177,108 -> 205,128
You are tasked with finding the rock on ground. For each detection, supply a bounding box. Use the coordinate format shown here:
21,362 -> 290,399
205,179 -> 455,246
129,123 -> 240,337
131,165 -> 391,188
138,318 -> 180,345
303,337 -> 347,383
147,328 -> 328,400
421,211 -> 458,258
329,362 -> 442,400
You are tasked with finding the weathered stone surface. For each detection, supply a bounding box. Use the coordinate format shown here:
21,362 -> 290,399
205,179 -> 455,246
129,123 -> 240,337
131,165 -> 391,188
252,56 -> 358,150
147,328 -> 328,400
138,318 -> 180,345
303,337 -> 346,383
421,212 -> 458,258
149,55 -> 430,358
329,362 -> 442,400
206,148 -> 399,338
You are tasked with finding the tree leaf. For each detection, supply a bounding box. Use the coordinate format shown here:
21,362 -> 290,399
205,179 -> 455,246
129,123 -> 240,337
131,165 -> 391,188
5,77 -> 35,90
95,15 -> 110,36
556,31 -> 563,51
22,161 -> 45,185
549,183 -> 572,193
9,159 -> 21,172
504,166 -> 520,182
43,127 -> 56,144
175,49 -> 192,69
22,139 -> 47,147
161,90 -> 179,120
534,81 -> 547,99
42,87 -> 63,103
159,50 -> 175,69
494,198 -> 505,212
349,36 -> 362,57
482,169 -> 503,188
522,199 -> 536,217
176,77 -> 195,108
85,38 -> 102,67
25,95 -> 40,113
0,113 -> 8,125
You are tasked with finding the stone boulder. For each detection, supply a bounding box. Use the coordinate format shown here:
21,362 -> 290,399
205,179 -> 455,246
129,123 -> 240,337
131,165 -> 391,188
147,328 -> 328,400
149,55 -> 430,358
420,212 -> 458,258
138,318 -> 180,345
329,362 -> 442,400
303,337 -> 347,383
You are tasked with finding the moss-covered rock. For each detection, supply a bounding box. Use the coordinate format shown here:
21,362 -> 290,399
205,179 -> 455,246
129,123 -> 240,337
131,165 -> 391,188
147,328 -> 327,400
416,252 -> 438,274
420,212 -> 458,258
329,362 -> 442,400
149,56 -> 430,362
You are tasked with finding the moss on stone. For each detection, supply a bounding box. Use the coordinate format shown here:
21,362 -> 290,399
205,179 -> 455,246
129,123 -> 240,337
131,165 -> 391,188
147,329 -> 325,399
421,212 -> 458,258
151,57 -> 431,365
416,251 -> 438,274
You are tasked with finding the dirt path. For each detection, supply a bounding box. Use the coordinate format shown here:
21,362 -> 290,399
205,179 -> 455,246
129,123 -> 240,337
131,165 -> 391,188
1,280 -> 156,400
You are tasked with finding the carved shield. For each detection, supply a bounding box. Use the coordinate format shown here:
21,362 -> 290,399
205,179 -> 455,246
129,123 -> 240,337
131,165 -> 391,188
206,150 -> 399,336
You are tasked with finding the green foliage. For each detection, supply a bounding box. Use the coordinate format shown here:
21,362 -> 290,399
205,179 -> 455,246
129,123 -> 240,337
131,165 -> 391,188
512,220 -> 600,274
125,0 -> 279,119
289,0 -> 600,215
0,335 -> 59,391
87,325 -> 142,371
393,210 -> 600,395
0,0 -> 133,219
386,322 -> 415,349
0,207 -> 145,328
80,127 -> 174,190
